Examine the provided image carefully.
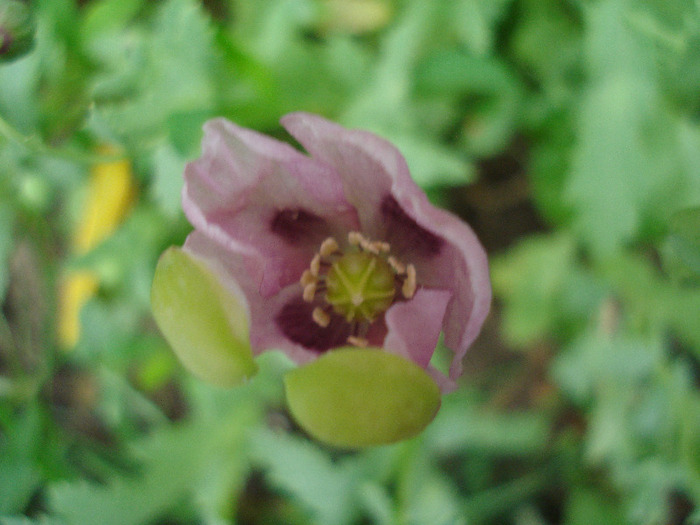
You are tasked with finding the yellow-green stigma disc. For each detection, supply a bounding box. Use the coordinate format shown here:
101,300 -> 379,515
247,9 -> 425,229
325,252 -> 396,322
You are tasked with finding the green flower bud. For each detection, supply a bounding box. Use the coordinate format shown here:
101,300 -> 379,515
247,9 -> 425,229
151,247 -> 257,387
284,348 -> 441,448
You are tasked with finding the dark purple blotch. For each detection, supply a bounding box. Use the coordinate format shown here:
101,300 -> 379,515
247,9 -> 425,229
270,208 -> 325,244
381,195 -> 443,257
275,297 -> 351,352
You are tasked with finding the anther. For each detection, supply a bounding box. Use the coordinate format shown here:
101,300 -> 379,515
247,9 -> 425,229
312,307 -> 331,327
300,269 -> 316,286
347,336 -> 368,347
402,264 -> 417,299
375,241 -> 390,253
387,256 -> 405,274
359,238 -> 376,253
348,231 -> 363,246
310,254 -> 321,276
303,282 -> 317,302
319,237 -> 340,258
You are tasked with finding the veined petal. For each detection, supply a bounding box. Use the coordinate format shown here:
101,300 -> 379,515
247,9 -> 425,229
183,118 -> 358,297
383,288 -> 451,374
409,204 -> 491,381
184,232 -> 324,365
282,112 -> 491,381
281,112 -> 401,239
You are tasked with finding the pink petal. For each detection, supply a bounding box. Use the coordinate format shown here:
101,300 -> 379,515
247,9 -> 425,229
395,202 -> 491,381
282,112 -> 491,381
281,113 -> 402,239
426,366 -> 457,394
183,118 -> 358,297
185,232 -> 340,366
383,288 -> 451,370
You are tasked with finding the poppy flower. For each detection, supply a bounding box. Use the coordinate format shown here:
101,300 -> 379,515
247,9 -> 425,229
152,113 -> 491,447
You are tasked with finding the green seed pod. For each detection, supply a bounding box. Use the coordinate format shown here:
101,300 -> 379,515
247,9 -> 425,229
0,0 -> 34,62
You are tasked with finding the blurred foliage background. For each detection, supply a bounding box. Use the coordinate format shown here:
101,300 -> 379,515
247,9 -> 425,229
1,0 -> 699,523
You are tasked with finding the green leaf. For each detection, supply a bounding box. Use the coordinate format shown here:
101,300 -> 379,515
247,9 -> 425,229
563,0 -> 694,254
150,246 -> 256,387
508,0 -> 582,96
150,140 -> 187,218
492,234 -> 585,347
251,428 -> 360,524
662,206 -> 700,287
426,390 -> 550,455
414,49 -> 521,156
0,202 -> 16,302
389,133 -> 474,188
0,407 -> 43,514
48,403 -> 260,525
81,0 -> 144,39
563,485 -> 626,525
0,517 -> 64,525
94,0 -> 215,145
284,348 -> 440,448
451,0 -> 513,56
403,473 -> 462,525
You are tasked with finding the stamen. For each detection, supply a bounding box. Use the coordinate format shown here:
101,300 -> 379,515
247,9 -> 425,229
387,256 -> 405,274
300,269 -> 316,286
359,238 -> 377,254
347,335 -> 368,347
304,232 -> 419,334
319,237 -> 340,257
402,264 -> 417,299
374,241 -> 391,253
312,307 -> 331,327
303,282 -> 317,302
348,231 -> 363,246
310,254 -> 321,276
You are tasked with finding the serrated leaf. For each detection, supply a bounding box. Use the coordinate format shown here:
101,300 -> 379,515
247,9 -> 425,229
48,407 -> 258,525
564,1 -> 675,254
95,0 -> 215,143
251,428 -> 360,524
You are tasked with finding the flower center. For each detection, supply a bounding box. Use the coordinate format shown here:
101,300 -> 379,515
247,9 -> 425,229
325,251 -> 395,323
299,232 -> 417,347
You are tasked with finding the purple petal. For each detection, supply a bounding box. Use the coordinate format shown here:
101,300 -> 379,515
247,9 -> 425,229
383,288 -> 451,370
183,118 -> 358,297
425,366 -> 457,393
281,113 -> 402,239
404,203 -> 491,381
282,112 -> 491,381
185,231 -> 332,366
